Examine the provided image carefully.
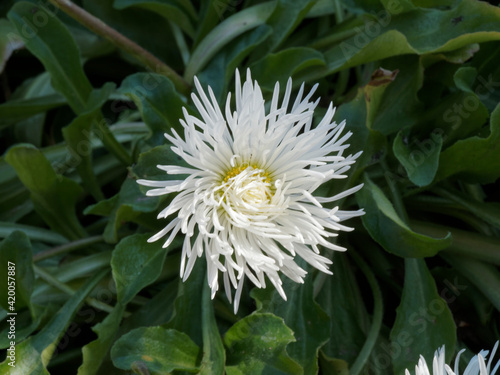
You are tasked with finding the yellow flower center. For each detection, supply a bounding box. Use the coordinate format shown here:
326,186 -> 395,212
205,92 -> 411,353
219,163 -> 273,206
223,163 -> 271,184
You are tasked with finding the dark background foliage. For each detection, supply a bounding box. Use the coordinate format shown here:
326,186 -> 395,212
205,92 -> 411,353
0,0 -> 499,374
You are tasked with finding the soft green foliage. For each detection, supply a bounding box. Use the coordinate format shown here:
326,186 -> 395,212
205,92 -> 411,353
252,260 -> 330,375
1,0 -> 499,374
5,144 -> 86,240
111,326 -> 201,373
390,258 -> 456,374
8,2 -> 93,114
111,233 -> 168,304
224,313 -> 302,374
357,176 -> 452,257
0,231 -> 34,313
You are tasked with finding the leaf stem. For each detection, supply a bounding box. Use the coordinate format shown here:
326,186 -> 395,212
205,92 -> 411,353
33,235 -> 104,262
47,0 -> 190,96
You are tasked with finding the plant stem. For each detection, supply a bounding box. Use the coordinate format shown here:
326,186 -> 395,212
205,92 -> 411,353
47,0 -> 190,96
34,235 -> 104,262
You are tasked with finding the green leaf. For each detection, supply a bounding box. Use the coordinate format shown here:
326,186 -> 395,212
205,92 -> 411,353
0,304 -> 52,350
380,0 -> 415,12
466,41 -> 500,113
62,82 -> 116,200
185,1 -> 276,81
0,94 -> 66,128
113,0 -> 197,38
118,73 -> 186,144
31,251 -> 112,305
356,176 -> 451,257
0,222 -> 68,244
200,272 -> 225,374
111,327 -> 201,373
67,24 -> 115,60
83,0 -> 183,71
433,187 -> 500,231
85,177 -> 160,243
0,269 -> 107,374
0,18 -> 23,73
5,144 -> 86,241
425,43 -> 480,64
0,335 -> 49,375
436,102 -> 500,184
306,0 -> 500,79
393,129 -> 443,187
319,352 -> 350,375
358,66 -> 401,131
8,2 -> 93,114
224,313 -> 303,375
305,0 -> 338,18
441,253 -> 500,312
10,72 -> 59,147
316,253 -> 370,366
333,79 -> 387,185
193,0 -> 226,47
332,65 -> 404,144
413,66 -> 488,154
166,257 -> 205,347
252,261 -> 329,374
0,231 -> 34,313
369,56 -> 424,135
197,25 -> 272,101
251,0 -> 317,59
132,144 -> 188,182
347,252 -> 384,375
77,303 -> 126,375
165,256 -> 225,374
111,233 -> 169,304
390,258 -> 456,375
7,2 -> 140,165
251,47 -> 325,91
119,279 -> 178,333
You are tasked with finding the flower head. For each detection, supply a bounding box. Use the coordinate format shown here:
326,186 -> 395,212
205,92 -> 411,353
137,69 -> 364,312
406,341 -> 500,375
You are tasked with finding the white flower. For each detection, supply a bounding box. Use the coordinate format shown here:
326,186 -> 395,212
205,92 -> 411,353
137,69 -> 364,313
406,341 -> 500,375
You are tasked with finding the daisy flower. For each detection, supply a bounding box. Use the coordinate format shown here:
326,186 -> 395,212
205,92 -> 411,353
406,341 -> 500,375
137,69 -> 364,313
